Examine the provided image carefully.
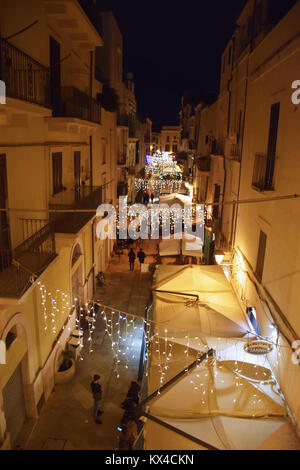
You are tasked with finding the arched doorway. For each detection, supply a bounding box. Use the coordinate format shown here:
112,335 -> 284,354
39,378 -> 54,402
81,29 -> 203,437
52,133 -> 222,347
0,313 -> 35,449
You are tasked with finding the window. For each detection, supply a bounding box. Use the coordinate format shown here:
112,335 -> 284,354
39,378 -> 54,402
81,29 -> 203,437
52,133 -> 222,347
255,230 -> 267,281
173,136 -> 177,142
166,136 -> 170,142
252,102 -> 280,191
213,184 -> 221,219
52,152 -> 63,195
74,151 -> 81,189
172,145 -> 178,153
165,144 -> 170,152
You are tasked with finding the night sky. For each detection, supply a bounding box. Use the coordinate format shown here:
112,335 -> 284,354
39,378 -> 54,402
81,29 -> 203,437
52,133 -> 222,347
98,0 -> 246,127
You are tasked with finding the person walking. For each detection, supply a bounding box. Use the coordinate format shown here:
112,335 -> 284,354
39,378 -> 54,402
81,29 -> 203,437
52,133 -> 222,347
90,374 -> 104,424
128,248 -> 136,271
127,381 -> 140,405
137,248 -> 146,269
150,193 -> 154,204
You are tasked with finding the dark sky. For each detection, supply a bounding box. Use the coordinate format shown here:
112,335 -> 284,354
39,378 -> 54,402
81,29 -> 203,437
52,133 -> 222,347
98,0 -> 246,126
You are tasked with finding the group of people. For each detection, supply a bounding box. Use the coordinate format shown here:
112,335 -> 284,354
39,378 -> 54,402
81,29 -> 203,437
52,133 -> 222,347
118,381 -> 141,450
91,374 -> 141,449
128,247 -> 146,271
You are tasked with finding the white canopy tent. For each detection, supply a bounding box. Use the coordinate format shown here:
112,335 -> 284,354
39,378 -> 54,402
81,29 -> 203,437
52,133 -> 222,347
142,264 -> 300,450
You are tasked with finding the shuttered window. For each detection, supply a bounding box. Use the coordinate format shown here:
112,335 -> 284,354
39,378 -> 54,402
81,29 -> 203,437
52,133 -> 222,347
255,230 -> 267,281
52,152 -> 63,195
265,102 -> 280,189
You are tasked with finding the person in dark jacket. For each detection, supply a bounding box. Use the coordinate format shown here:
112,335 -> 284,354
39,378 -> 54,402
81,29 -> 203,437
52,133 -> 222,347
137,248 -> 146,267
128,248 -> 136,271
91,374 -> 104,423
127,381 -> 140,404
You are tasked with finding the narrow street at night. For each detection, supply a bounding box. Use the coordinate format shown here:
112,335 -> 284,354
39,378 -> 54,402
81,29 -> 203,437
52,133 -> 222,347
1,0 -> 300,459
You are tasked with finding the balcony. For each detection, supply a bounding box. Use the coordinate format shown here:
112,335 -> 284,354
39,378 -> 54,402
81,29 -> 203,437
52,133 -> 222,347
197,156 -> 211,172
55,87 -> 101,124
252,153 -> 276,191
0,223 -> 56,299
49,186 -> 103,234
0,38 -> 51,108
230,143 -> 241,160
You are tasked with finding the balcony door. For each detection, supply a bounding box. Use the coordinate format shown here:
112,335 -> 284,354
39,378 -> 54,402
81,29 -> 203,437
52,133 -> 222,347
74,151 -> 81,189
50,36 -> 61,115
0,154 -> 11,271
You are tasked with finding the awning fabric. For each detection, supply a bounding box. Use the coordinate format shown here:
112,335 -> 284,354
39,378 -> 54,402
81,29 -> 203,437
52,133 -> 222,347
143,264 -> 300,450
153,265 -> 249,338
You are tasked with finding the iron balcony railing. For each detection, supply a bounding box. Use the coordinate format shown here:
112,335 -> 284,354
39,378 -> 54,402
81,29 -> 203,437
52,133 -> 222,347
252,153 -> 276,191
0,37 -> 51,108
49,186 -> 103,233
230,143 -> 241,160
0,222 -> 56,298
57,86 -> 101,124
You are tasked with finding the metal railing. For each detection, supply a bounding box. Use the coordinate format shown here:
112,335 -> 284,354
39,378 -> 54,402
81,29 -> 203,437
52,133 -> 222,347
252,153 -> 276,191
0,37 -> 51,107
14,222 -> 56,259
58,87 -> 101,124
20,218 -> 48,242
0,222 -> 56,298
230,143 -> 241,160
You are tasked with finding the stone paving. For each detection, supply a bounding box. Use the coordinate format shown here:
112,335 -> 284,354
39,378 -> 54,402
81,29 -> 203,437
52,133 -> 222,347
24,240 -> 157,450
